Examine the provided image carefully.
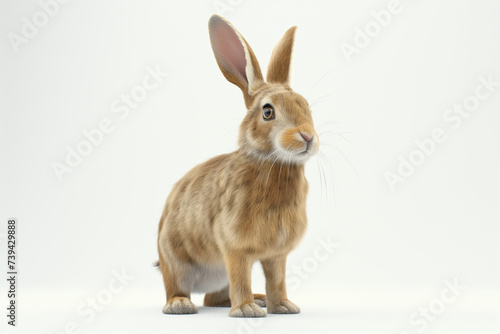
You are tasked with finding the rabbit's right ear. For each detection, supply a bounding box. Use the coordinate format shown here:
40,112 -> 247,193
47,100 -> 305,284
209,15 -> 263,108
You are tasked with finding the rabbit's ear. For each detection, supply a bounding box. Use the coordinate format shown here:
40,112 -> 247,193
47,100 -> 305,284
209,15 -> 264,107
266,26 -> 297,84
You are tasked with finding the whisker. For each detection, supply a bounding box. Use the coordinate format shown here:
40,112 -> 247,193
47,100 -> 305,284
318,121 -> 342,126
314,156 -> 325,202
286,151 -> 291,175
324,151 -> 340,212
320,151 -> 338,188
321,156 -> 332,207
265,155 -> 280,186
306,67 -> 339,101
316,121 -> 343,131
318,151 -> 337,209
321,144 -> 359,180
259,149 -> 278,170
308,94 -> 333,109
278,144 -> 294,189
278,159 -> 284,188
318,130 -> 353,136
318,131 -> 354,147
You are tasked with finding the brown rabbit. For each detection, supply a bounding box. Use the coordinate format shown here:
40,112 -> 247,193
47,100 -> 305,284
157,14 -> 319,317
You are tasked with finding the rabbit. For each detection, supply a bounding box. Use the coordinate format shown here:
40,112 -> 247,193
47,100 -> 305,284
157,14 -> 319,318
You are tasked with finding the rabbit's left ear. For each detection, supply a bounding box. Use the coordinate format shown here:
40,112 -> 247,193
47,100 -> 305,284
209,15 -> 264,108
266,26 -> 297,84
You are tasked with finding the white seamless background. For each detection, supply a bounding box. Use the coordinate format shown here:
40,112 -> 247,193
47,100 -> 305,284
0,1 -> 499,334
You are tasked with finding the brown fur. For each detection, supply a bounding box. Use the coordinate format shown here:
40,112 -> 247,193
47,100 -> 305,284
158,15 -> 319,317
267,26 -> 297,84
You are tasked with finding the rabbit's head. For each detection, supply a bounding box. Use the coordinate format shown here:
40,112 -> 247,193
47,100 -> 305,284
209,15 -> 319,164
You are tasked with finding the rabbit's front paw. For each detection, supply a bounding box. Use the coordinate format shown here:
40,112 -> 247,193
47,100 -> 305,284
163,297 -> 198,314
267,300 -> 300,314
229,303 -> 266,318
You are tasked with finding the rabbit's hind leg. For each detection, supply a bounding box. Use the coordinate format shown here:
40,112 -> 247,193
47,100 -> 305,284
204,285 -> 267,308
159,253 -> 198,315
204,285 -> 231,307
253,293 -> 267,308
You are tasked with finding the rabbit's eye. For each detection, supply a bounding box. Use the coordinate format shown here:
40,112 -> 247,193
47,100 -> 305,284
262,104 -> 275,121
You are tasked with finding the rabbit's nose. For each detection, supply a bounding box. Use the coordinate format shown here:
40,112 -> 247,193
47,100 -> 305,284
300,132 -> 313,142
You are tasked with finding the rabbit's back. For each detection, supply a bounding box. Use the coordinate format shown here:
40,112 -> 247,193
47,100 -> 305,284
158,153 -> 233,265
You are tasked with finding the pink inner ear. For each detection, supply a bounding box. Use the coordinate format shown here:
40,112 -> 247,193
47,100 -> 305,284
210,20 -> 248,83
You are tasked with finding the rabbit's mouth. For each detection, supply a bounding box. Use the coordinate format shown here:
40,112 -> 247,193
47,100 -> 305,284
297,146 -> 314,158
301,139 -> 315,154
286,144 -> 318,163
298,145 -> 311,155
